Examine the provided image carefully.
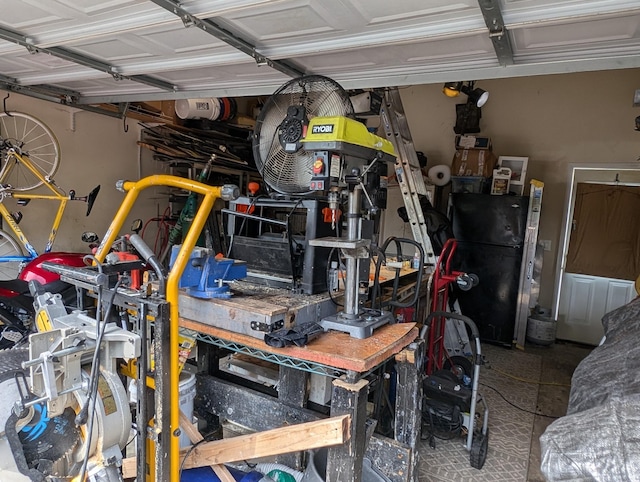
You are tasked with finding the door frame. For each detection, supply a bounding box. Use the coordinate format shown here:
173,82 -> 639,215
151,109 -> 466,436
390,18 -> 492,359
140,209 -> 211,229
552,162 -> 640,321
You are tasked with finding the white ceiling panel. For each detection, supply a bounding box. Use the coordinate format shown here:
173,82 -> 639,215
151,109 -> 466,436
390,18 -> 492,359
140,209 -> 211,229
513,14 -> 640,51
0,0 -> 638,106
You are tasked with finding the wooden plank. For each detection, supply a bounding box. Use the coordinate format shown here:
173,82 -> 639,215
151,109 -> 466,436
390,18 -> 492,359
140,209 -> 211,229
181,318 -> 418,373
366,435 -> 415,482
122,415 -> 349,478
181,414 -> 350,470
207,295 -> 289,316
122,454 -> 139,478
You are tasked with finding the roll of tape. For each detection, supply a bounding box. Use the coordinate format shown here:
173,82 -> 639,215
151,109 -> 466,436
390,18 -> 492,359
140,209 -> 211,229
428,164 -> 451,186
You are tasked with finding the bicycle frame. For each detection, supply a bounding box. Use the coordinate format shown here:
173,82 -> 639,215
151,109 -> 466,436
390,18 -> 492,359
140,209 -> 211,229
0,149 -> 69,264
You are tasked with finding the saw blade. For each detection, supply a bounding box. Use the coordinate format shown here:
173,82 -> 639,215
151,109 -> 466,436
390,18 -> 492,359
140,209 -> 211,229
18,404 -> 81,469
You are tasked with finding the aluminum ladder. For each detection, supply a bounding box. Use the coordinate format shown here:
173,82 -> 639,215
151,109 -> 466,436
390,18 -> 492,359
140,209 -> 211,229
513,180 -> 545,348
380,87 -> 436,266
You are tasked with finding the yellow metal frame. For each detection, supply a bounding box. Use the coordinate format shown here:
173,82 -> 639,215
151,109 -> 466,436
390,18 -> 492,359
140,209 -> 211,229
0,151 -> 69,257
93,174 -> 226,482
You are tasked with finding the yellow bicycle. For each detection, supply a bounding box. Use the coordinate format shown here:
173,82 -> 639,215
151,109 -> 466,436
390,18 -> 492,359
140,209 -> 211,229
0,111 -> 99,279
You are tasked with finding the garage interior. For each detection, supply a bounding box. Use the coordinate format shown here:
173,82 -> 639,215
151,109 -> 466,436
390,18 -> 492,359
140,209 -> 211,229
0,1 -> 638,481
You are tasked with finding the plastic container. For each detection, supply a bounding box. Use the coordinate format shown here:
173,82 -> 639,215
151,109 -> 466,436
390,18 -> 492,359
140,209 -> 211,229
394,306 -> 415,323
412,250 -> 421,269
175,98 -> 221,120
175,97 -> 237,121
179,370 -> 197,448
526,307 -> 557,346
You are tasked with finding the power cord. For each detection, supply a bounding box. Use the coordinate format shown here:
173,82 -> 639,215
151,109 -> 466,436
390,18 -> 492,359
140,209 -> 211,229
488,365 -> 571,387
141,206 -> 173,256
77,277 -> 123,481
479,382 -> 560,419
179,433 -> 218,479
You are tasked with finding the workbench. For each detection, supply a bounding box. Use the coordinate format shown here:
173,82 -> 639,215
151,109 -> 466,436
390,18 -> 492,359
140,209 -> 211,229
180,317 -> 424,482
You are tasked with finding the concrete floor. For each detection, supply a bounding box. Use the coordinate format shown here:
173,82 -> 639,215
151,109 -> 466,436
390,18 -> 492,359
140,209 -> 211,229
524,340 -> 594,481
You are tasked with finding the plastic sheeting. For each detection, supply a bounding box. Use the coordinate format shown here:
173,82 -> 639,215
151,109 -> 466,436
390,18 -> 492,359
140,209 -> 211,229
540,297 -> 640,481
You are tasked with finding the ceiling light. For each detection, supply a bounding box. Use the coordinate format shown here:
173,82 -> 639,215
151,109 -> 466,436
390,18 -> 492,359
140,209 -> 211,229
460,85 -> 489,108
443,81 -> 489,107
442,82 -> 462,98
468,87 -> 489,107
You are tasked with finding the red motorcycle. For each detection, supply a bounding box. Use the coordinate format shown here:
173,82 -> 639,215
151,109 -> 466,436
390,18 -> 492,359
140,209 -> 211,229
0,250 -> 92,348
0,221 -> 143,349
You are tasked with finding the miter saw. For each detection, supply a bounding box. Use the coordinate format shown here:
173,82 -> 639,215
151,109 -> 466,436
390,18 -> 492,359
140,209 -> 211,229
228,75 -> 397,338
0,281 -> 140,482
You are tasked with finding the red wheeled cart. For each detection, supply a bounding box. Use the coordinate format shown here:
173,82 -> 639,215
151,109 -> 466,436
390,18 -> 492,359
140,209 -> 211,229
420,239 -> 488,469
425,238 -> 478,375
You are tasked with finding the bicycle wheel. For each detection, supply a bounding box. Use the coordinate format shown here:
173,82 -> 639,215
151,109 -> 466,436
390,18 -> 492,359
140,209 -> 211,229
0,229 -> 24,280
0,112 -> 60,191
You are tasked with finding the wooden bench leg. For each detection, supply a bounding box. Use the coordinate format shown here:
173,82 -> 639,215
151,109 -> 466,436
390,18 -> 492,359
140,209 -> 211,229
276,366 -> 310,469
393,340 -> 425,481
326,376 -> 368,482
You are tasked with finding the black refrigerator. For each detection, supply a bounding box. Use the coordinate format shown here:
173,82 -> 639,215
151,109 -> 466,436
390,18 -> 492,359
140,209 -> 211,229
449,193 -> 529,346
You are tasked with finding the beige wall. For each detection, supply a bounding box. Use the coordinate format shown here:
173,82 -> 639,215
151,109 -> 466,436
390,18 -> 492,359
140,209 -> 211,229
396,68 -> 640,308
0,91 -> 157,254
3,68 -> 639,305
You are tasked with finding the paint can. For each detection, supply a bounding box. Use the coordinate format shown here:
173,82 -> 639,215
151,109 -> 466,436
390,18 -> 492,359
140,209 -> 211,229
179,370 -> 197,448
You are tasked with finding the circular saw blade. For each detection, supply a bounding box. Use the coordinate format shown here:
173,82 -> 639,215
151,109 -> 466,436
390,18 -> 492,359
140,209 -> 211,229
0,349 -> 82,475
18,405 -> 81,468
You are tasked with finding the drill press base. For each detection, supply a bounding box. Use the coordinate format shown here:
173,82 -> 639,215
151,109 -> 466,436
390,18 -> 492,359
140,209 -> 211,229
319,310 -> 395,339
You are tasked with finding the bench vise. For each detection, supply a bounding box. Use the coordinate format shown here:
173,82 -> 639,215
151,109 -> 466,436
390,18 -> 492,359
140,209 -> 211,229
170,246 -> 247,298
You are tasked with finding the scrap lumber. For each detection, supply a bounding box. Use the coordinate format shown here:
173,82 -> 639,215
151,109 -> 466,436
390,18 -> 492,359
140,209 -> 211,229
122,414 -> 350,478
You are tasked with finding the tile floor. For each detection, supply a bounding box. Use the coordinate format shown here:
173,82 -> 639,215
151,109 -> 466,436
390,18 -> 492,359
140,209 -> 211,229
525,341 -> 593,481
417,340 -> 593,482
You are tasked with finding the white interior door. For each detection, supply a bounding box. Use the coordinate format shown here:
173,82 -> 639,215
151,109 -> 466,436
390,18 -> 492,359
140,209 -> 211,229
554,166 -> 640,346
556,273 -> 635,344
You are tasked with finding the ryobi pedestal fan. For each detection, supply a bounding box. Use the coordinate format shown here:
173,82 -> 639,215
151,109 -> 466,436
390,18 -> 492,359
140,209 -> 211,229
252,75 -> 355,195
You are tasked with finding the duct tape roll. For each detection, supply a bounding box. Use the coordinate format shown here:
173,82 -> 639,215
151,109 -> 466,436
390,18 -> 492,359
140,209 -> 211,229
428,164 -> 451,186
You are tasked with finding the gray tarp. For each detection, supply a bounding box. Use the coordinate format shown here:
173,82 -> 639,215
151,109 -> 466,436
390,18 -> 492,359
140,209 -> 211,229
540,297 -> 640,481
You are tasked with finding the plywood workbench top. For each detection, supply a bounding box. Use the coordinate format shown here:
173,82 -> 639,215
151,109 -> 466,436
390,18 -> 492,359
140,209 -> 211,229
180,317 -> 418,374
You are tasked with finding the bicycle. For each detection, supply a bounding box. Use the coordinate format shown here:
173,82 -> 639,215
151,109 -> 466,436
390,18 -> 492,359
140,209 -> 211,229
0,111 -> 99,279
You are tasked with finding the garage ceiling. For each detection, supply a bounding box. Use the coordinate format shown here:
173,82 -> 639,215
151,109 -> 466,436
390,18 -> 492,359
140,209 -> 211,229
1,0 -> 640,108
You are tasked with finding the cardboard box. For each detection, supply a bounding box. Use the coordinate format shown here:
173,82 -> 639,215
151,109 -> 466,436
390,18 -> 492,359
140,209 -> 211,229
455,135 -> 492,150
451,148 -> 498,177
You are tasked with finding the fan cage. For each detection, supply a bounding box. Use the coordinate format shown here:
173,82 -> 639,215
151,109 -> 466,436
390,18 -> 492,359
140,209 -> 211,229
253,75 -> 355,195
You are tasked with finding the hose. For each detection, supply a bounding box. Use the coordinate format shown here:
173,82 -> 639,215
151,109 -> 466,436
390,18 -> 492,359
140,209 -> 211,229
129,234 -> 167,294
254,463 -> 304,482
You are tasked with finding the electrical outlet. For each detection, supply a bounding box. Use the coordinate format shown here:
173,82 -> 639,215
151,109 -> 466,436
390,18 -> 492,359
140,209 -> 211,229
540,239 -> 552,251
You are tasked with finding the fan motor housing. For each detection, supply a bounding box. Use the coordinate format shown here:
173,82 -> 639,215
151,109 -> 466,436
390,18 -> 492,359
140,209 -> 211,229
279,105 -> 307,153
